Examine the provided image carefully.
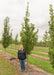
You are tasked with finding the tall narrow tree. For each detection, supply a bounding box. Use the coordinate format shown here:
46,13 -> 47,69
9,29 -> 13,48
48,4 -> 54,68
15,34 -> 18,45
15,34 -> 18,49
21,2 -> 38,55
20,2 -> 38,70
43,31 -> 48,47
2,17 -> 10,50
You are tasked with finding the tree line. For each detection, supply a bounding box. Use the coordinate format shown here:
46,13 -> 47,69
0,2 -> 54,68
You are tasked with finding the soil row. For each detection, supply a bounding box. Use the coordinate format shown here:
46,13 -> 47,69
0,50 -> 52,75
7,48 -> 49,61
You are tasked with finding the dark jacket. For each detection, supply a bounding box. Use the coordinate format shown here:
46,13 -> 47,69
18,49 -> 26,60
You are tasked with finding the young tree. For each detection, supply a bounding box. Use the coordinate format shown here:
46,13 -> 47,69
43,31 -> 48,47
14,34 -> 18,49
20,2 -> 38,70
9,29 -> 13,48
48,4 -> 54,68
0,40 -> 2,44
2,17 -> 10,50
15,34 -> 18,45
21,2 -> 38,55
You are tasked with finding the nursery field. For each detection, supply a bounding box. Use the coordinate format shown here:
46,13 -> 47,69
0,44 -> 49,53
0,44 -> 49,58
0,44 -> 54,74
0,55 -> 22,75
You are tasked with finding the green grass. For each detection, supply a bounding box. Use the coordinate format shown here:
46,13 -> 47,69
0,45 -> 49,59
31,52 -> 49,57
8,44 -> 20,50
28,56 -> 54,74
0,55 -> 19,75
0,44 -> 49,53
9,45 -> 49,53
0,48 -> 54,74
0,48 -> 17,57
33,46 -> 49,53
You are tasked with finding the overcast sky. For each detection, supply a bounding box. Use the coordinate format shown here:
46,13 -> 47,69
0,0 -> 54,41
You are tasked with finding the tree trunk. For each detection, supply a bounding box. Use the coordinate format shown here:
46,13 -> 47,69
11,44 -> 12,49
27,54 -> 28,72
15,44 -> 16,50
4,48 -> 6,57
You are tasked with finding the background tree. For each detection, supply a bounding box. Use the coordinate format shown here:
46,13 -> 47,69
2,17 -> 10,50
9,29 -> 13,48
48,4 -> 54,68
0,40 -> 2,44
43,31 -> 49,47
21,2 -> 38,55
15,34 -> 18,49
15,34 -> 18,45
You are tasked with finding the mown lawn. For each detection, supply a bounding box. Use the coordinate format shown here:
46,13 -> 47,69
0,55 -> 19,75
0,48 -> 54,74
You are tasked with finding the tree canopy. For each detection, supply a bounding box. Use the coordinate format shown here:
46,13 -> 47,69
2,17 -> 10,48
20,2 -> 38,54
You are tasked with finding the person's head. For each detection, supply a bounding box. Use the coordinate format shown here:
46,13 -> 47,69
19,45 -> 23,51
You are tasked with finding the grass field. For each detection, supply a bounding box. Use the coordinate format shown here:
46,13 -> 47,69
0,44 -> 49,57
0,44 -> 49,58
0,47 -> 54,74
8,44 -> 49,53
33,46 -> 49,53
0,55 -> 19,75
31,52 -> 49,57
0,44 -> 49,53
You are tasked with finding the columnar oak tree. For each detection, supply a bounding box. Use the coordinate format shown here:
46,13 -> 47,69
43,31 -> 49,47
9,29 -> 13,48
48,4 -> 54,68
2,17 -> 10,50
15,34 -> 18,45
20,2 -> 38,55
15,34 -> 18,49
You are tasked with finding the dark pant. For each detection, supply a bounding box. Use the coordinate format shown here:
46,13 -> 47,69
20,59 -> 25,71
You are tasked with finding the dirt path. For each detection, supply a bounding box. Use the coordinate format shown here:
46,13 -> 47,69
0,55 -> 23,75
6,48 -> 49,61
7,48 -> 48,54
0,50 -> 52,75
30,54 -> 49,61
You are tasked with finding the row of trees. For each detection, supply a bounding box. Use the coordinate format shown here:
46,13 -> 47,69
0,2 -> 54,68
2,2 -> 38,54
35,31 -> 50,47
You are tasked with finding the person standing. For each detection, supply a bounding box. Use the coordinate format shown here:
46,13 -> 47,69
18,45 -> 26,72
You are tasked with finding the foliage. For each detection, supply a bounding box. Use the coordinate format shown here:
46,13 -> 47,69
9,29 -> 13,44
0,40 -> 2,43
49,48 -> 54,68
43,31 -> 50,47
48,4 -> 54,68
15,34 -> 18,45
2,17 -> 10,48
20,2 -> 38,54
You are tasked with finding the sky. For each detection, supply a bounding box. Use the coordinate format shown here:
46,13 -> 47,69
0,0 -> 54,41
